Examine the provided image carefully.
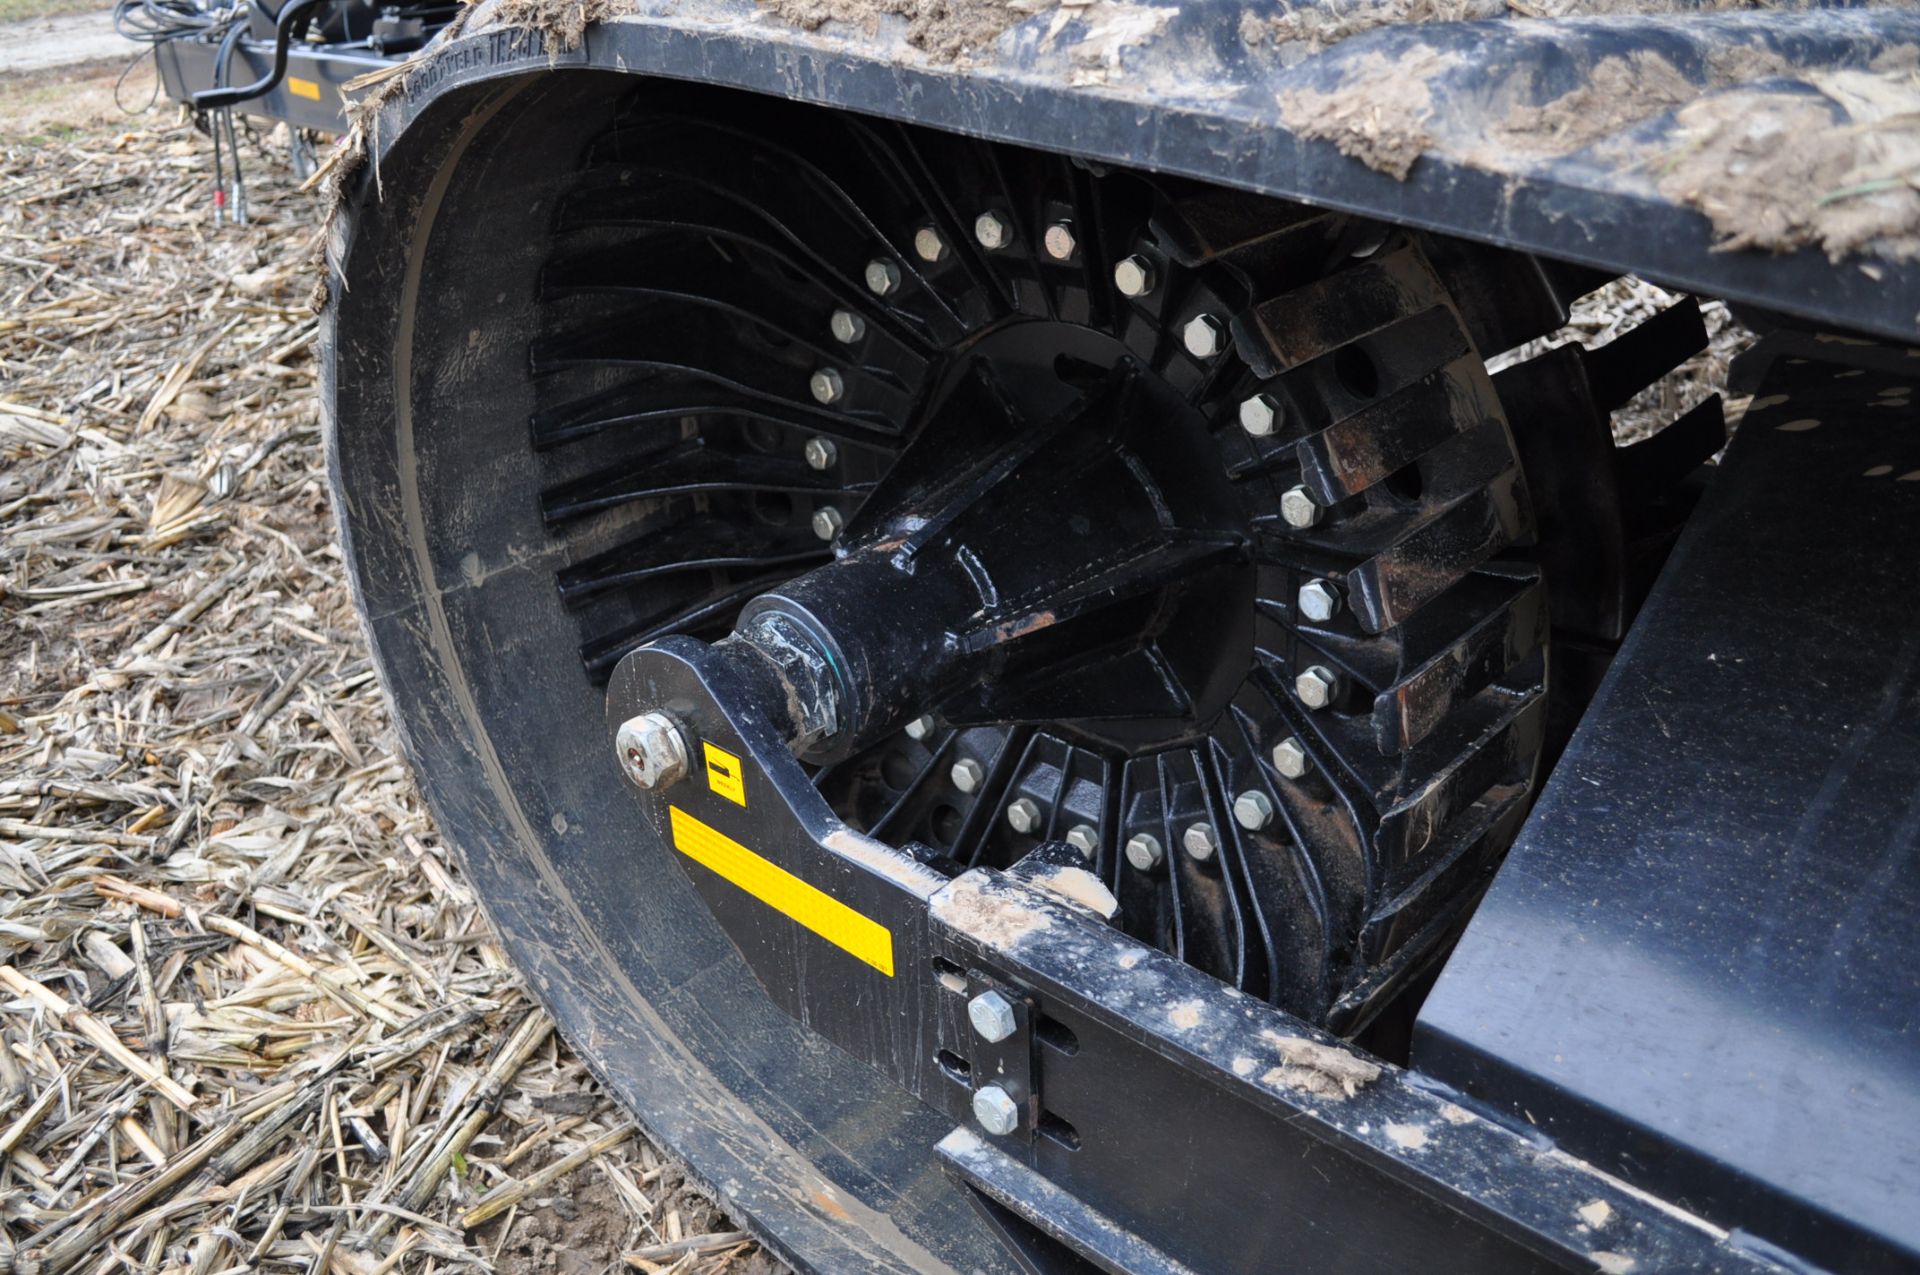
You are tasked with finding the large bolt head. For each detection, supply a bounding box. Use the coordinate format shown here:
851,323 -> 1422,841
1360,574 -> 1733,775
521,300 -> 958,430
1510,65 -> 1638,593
1272,736 -> 1310,779
951,757 -> 985,794
904,714 -> 936,741
828,309 -> 866,344
864,258 -> 901,296
615,712 -> 689,791
1043,221 -> 1077,260
967,990 -> 1017,1043
1182,822 -> 1219,861
973,1085 -> 1020,1136
914,226 -> 948,262
1298,578 -> 1343,623
1239,393 -> 1280,437
1183,313 -> 1226,359
1113,255 -> 1156,298
1006,798 -> 1042,834
803,436 -> 838,471
811,506 -> 845,541
1233,789 -> 1275,830
1124,832 -> 1164,871
1064,823 -> 1099,860
809,368 -> 845,405
1280,485 -> 1322,529
974,211 -> 1012,250
1296,665 -> 1339,710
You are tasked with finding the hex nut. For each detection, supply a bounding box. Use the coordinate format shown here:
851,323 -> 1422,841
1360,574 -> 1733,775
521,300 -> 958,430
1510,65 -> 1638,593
1182,821 -> 1219,861
1233,790 -> 1275,830
914,227 -> 948,262
829,309 -> 866,344
864,258 -> 901,296
1296,665 -> 1339,710
811,506 -> 845,541
809,368 -> 844,405
967,990 -> 1018,1044
1113,255 -> 1156,298
973,1085 -> 1020,1136
904,715 -> 936,741
1280,485 -> 1322,530
1005,798 -> 1042,834
974,211 -> 1012,250
614,712 -> 689,791
1124,832 -> 1165,871
1064,824 -> 1099,860
1272,736 -> 1310,780
803,436 -> 839,471
951,757 -> 985,794
1043,221 -> 1077,260
1239,394 -> 1280,438
1298,578 -> 1343,624
1183,314 -> 1227,360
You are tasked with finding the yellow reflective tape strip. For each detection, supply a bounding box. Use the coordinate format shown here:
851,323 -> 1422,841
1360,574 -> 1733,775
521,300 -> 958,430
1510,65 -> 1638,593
702,741 -> 746,807
668,806 -> 894,976
287,76 -> 322,101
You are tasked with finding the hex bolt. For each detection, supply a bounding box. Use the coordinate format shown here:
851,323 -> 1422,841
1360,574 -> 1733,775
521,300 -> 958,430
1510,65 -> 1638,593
804,436 -> 839,471
1184,313 -> 1227,360
1124,832 -> 1165,871
614,712 -> 689,792
1280,485 -> 1323,529
951,757 -> 985,794
1182,821 -> 1219,862
829,309 -> 866,344
1233,789 -> 1275,830
973,1085 -> 1020,1136
811,506 -> 845,541
974,210 -> 1012,250
1239,393 -> 1280,438
904,714 -> 936,741
1006,798 -> 1042,834
1064,824 -> 1099,860
1296,665 -> 1339,711
1043,221 -> 1077,260
914,227 -> 948,263
809,368 -> 845,405
1113,255 -> 1156,298
1298,578 -> 1343,623
967,990 -> 1018,1043
1272,736 -> 1310,780
864,258 -> 901,296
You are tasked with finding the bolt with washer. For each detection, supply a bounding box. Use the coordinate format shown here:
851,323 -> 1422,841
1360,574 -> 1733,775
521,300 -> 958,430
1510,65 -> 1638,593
1043,221 -> 1077,260
1184,314 -> 1227,359
865,258 -> 901,296
968,990 -> 1017,1043
974,211 -> 1012,250
829,309 -> 866,344
973,1085 -> 1020,1136
1240,393 -> 1280,437
1064,824 -> 1099,860
914,227 -> 948,262
1280,485 -> 1322,529
1006,798 -> 1042,834
1298,578 -> 1343,623
614,712 -> 689,791
1182,822 -> 1219,861
1113,255 -> 1156,297
809,368 -> 845,405
1125,832 -> 1165,871
1272,736 -> 1311,779
803,437 -> 838,471
951,757 -> 985,794
1233,790 -> 1274,830
811,506 -> 845,541
1296,665 -> 1339,710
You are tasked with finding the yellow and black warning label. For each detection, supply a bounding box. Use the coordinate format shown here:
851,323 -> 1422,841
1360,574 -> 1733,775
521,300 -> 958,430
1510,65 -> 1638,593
702,741 -> 746,807
668,807 -> 894,976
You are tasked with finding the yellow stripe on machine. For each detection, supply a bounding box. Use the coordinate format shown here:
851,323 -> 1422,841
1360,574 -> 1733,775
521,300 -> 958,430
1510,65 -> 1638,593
287,77 -> 322,100
668,806 -> 894,976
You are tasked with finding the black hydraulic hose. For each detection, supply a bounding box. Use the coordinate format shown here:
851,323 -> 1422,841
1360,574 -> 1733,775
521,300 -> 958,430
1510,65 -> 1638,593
192,0 -> 324,111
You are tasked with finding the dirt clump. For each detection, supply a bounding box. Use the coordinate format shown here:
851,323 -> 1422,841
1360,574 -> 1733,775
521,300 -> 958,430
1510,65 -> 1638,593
1243,0 -> 1802,58
1276,46 -> 1459,180
1494,49 -> 1696,155
755,0 -> 1023,60
495,0 -> 633,52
